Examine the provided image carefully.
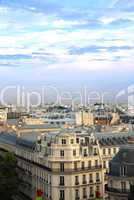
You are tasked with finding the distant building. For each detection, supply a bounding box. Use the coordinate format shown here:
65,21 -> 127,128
0,107 -> 7,125
110,113 -> 120,125
75,111 -> 94,126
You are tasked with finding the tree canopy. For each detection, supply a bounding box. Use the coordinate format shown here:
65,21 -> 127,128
0,152 -> 19,200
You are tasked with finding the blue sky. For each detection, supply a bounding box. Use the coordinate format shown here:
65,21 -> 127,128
0,0 -> 134,90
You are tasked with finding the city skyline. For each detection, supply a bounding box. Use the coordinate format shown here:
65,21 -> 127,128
0,0 -> 134,90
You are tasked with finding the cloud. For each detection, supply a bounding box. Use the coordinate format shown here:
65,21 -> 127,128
114,0 -> 134,9
109,19 -> 134,28
0,0 -> 133,90
69,45 -> 134,55
1,0 -> 61,13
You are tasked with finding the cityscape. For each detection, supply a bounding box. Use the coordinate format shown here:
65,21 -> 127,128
0,0 -> 134,200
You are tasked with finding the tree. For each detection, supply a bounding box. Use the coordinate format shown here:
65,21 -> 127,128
0,152 -> 19,200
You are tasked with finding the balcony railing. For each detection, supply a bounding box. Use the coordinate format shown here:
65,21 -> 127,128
83,195 -> 87,199
106,186 -> 130,195
89,194 -> 94,198
82,180 -> 87,184
96,179 -> 101,183
59,182 -> 65,186
53,165 -> 102,173
75,181 -> 79,185
89,180 -> 94,184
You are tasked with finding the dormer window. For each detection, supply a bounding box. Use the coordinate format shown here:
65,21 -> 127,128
70,139 -> 74,144
76,138 -> 79,144
62,139 -> 66,145
120,165 -> 127,176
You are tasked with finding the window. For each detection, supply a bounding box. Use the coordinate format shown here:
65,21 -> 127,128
70,139 -> 74,144
96,173 -> 100,182
60,176 -> 64,186
75,189 -> 79,198
83,174 -> 86,184
81,139 -> 84,144
94,148 -> 97,155
103,161 -> 106,168
103,148 -> 106,155
95,160 -> 98,167
88,160 -> 91,168
75,176 -> 79,185
60,190 -> 64,200
74,162 -> 77,170
96,186 -> 100,192
73,150 -> 76,156
83,188 -> 87,198
113,148 -> 116,154
81,161 -> 85,169
104,172 -> 107,181
96,186 -> 100,198
76,138 -> 79,143
84,149 -> 87,156
60,150 -> 64,157
121,181 -> 126,192
89,174 -> 93,183
60,163 -> 64,172
62,139 -> 66,145
108,148 -> 111,155
90,187 -> 94,197
120,165 -> 127,176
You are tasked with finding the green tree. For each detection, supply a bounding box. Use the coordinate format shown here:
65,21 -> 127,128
0,152 -> 19,200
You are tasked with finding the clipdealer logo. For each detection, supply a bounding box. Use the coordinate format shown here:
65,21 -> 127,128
0,85 -> 109,110
115,84 -> 134,114
0,85 -> 133,111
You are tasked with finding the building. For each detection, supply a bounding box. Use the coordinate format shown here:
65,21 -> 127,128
106,137 -> 134,200
110,113 -> 120,125
0,129 -> 133,200
0,107 -> 8,125
6,118 -> 62,137
75,111 -> 94,126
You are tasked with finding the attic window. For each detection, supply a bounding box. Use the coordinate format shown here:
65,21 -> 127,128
120,165 -> 127,176
62,139 -> 66,145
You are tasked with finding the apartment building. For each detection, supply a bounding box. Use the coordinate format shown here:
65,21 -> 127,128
0,129 -> 133,200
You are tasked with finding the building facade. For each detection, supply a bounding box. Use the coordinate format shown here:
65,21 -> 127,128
0,129 -> 133,200
106,138 -> 134,200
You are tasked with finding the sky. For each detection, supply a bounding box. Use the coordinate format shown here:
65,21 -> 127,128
0,0 -> 134,92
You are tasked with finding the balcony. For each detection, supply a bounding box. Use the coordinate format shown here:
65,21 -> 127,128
89,180 -> 94,184
82,180 -> 87,185
89,194 -> 94,198
106,186 -> 130,196
75,181 -> 79,186
83,195 -> 87,199
59,182 -> 65,186
96,179 -> 101,183
52,165 -> 102,174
